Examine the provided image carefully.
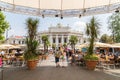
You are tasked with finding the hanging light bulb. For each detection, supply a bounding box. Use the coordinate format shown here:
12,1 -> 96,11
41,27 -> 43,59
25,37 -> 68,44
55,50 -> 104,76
42,14 -> 44,18
61,15 -> 63,19
79,14 -> 81,18
115,8 -> 119,13
55,14 -> 59,17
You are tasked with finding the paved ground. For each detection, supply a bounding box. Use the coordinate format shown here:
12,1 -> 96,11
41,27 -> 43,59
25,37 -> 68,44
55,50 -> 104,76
0,54 -> 120,80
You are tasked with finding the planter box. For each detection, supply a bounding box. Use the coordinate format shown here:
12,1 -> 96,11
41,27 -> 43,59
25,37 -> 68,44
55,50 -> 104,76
85,60 -> 98,70
27,60 -> 37,70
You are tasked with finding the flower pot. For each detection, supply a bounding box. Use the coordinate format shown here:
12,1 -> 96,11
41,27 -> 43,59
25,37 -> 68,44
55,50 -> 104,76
27,60 -> 37,70
85,60 -> 98,70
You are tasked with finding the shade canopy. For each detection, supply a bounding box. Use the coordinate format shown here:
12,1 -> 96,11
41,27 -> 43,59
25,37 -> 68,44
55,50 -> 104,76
79,42 -> 112,48
0,44 -> 20,49
0,0 -> 120,17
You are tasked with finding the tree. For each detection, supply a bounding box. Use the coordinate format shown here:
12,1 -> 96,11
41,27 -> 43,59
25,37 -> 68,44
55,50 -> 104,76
52,43 -> 56,50
108,12 -> 120,43
63,43 -> 67,48
24,18 -> 39,61
41,35 -> 49,54
100,34 -> 113,43
46,40 -> 50,52
0,12 -> 9,42
86,17 -> 100,55
69,35 -> 78,51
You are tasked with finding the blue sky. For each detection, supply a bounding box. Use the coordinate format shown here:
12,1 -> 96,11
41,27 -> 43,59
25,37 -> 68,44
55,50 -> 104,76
3,11 -> 112,38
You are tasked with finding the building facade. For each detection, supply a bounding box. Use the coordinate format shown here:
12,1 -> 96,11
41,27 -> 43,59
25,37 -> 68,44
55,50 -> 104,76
37,23 -> 84,48
7,36 -> 26,45
7,24 -> 84,49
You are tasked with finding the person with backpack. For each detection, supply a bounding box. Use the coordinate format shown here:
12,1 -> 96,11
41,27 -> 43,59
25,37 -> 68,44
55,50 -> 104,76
54,49 -> 61,67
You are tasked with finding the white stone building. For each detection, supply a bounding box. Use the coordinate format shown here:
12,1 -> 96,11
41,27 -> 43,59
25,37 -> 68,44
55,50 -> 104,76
7,24 -> 84,49
7,36 -> 26,45
37,23 -> 84,48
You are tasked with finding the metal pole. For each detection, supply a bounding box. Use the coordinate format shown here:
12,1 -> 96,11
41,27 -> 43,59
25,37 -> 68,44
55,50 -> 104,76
6,29 -> 8,40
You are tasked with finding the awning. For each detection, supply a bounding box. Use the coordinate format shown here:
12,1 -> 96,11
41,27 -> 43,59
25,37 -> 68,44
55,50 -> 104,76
0,0 -> 120,17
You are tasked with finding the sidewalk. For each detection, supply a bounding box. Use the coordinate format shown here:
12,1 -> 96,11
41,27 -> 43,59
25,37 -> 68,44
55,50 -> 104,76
39,54 -> 68,67
0,54 -> 120,80
105,69 -> 120,77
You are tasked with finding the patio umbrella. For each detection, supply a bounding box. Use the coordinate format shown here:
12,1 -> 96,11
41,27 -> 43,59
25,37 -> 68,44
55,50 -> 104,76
94,42 -> 112,47
0,44 -> 21,53
0,44 -> 16,49
79,42 -> 112,48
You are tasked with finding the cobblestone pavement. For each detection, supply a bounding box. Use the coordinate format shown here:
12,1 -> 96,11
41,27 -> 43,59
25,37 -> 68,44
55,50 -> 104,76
0,54 -> 120,80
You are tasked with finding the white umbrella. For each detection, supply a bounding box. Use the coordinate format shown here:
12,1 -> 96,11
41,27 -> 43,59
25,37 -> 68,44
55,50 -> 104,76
0,44 -> 16,49
79,42 -> 112,48
94,42 -> 112,47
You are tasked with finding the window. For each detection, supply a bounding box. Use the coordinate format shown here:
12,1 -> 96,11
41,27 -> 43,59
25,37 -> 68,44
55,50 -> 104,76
19,41 -> 21,44
53,38 -> 56,43
13,40 -> 15,44
64,38 -> 67,43
22,41 -> 24,44
58,38 -> 61,43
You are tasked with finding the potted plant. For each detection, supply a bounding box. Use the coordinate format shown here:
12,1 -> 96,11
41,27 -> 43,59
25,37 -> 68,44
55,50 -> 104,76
24,18 -> 39,70
41,35 -> 49,60
69,35 -> 78,52
84,17 -> 100,70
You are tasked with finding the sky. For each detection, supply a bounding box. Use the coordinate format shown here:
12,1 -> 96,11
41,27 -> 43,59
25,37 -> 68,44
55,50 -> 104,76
3,11 -> 112,38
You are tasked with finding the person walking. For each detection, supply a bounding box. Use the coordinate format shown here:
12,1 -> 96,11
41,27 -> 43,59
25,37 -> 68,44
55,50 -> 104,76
60,50 -> 67,68
54,49 -> 61,67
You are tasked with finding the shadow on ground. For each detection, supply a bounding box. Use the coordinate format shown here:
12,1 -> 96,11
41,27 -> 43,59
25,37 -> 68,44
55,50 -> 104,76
0,65 -> 119,80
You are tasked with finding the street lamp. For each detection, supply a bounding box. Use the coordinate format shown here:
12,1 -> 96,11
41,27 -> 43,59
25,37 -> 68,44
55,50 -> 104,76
6,27 -> 11,42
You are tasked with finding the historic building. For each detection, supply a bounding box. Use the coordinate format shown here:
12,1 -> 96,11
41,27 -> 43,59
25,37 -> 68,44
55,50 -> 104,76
37,23 -> 84,48
7,24 -> 84,49
7,36 -> 26,45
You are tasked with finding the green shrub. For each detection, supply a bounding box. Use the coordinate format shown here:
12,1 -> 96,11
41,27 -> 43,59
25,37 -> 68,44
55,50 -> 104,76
84,54 -> 98,61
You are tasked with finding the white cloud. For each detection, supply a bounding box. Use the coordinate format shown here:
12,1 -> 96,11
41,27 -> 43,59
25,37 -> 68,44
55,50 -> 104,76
72,21 -> 86,32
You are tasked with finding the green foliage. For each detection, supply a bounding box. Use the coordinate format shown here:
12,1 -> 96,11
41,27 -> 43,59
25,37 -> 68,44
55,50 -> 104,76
24,18 -> 39,60
84,54 -> 98,61
108,12 -> 120,42
63,43 -> 67,47
24,39 -> 39,60
42,35 -> 49,53
85,16 -> 100,55
69,35 -> 78,49
0,12 -> 9,41
100,34 -> 113,43
52,43 -> 56,50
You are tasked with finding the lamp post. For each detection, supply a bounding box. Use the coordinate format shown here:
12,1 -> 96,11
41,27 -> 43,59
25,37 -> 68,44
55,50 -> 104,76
6,28 -> 11,43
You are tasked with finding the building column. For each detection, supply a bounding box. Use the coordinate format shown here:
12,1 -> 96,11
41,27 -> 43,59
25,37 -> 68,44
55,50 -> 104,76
50,34 -> 53,48
62,34 -> 64,44
56,34 -> 58,48
67,35 -> 70,44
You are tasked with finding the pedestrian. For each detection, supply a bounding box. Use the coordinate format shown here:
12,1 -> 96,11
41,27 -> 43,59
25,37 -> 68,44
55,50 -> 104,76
54,49 -> 61,67
71,50 -> 76,66
60,50 -> 67,68
0,56 -> 2,67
